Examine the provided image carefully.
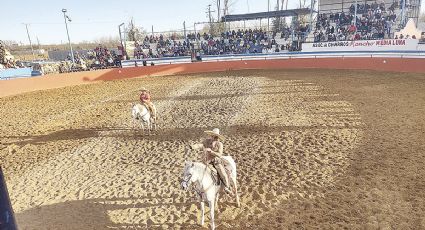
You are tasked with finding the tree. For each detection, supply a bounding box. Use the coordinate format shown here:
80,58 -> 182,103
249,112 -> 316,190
297,0 -> 309,24
213,0 -> 236,34
214,0 -> 221,21
127,18 -> 147,41
93,36 -> 120,47
272,0 -> 288,32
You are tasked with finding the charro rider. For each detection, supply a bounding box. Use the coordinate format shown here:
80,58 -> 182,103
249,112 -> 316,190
189,128 -> 231,193
139,88 -> 156,119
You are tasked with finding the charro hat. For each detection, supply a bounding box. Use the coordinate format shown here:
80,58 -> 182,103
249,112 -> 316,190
204,128 -> 224,140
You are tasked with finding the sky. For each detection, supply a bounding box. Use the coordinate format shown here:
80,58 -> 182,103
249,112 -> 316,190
1,0 -> 424,45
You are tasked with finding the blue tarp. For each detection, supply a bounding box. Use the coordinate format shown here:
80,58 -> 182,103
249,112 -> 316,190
0,68 -> 32,80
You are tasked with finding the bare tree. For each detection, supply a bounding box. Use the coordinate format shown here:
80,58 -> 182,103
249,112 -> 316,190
214,0 -> 221,21
223,0 -> 237,16
127,18 -> 137,41
272,0 -> 288,32
93,36 -> 120,47
127,18 -> 147,41
224,0 -> 229,16
297,0 -> 309,24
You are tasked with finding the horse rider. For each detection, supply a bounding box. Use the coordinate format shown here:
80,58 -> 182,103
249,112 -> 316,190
139,88 -> 156,120
189,128 -> 231,193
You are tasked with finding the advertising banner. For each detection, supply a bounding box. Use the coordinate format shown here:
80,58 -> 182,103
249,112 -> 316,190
302,39 -> 419,52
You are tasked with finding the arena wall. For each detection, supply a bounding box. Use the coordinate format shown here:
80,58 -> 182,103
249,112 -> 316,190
1,57 -> 424,98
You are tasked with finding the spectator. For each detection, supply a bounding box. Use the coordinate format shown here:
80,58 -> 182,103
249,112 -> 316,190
314,2 -> 398,42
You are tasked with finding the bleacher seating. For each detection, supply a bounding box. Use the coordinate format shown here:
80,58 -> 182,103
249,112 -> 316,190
313,1 -> 401,42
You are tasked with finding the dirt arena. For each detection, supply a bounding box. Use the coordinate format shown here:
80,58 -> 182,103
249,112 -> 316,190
1,69 -> 424,229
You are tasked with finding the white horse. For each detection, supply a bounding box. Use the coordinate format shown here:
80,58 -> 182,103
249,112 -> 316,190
131,103 -> 156,133
181,156 -> 240,230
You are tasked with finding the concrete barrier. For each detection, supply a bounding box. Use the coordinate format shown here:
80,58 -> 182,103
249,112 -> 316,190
1,57 -> 424,98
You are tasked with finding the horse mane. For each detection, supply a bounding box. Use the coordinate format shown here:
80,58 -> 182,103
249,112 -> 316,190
188,161 -> 212,177
190,161 -> 207,171
134,103 -> 145,110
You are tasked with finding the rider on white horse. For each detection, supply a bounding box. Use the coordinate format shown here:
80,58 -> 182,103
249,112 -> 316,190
139,88 -> 156,120
189,128 -> 231,193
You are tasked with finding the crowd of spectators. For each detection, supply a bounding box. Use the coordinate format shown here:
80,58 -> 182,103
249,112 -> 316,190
198,29 -> 274,55
0,41 -> 15,68
64,45 -> 121,70
314,2 -> 398,42
134,36 -> 191,58
132,27 -> 307,58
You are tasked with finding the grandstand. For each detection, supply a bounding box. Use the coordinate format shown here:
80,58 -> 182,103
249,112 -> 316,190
301,0 -> 422,42
125,0 -> 423,60
318,0 -> 421,25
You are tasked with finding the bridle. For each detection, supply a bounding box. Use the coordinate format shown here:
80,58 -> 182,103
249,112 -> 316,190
182,173 -> 192,186
182,162 -> 217,200
181,164 -> 194,190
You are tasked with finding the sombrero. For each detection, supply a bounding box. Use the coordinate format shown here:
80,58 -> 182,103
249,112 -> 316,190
204,128 -> 224,140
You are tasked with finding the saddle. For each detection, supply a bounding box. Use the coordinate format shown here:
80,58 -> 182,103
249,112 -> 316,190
208,157 -> 232,186
141,102 -> 156,119
208,165 -> 221,186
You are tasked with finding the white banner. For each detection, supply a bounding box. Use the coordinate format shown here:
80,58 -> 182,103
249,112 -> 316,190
302,39 -> 419,52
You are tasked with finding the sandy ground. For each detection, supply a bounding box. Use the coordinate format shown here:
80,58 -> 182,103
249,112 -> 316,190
0,69 -> 424,229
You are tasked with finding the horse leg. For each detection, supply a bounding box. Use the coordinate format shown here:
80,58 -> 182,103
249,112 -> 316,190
147,121 -> 151,135
153,117 -> 158,131
209,200 -> 215,230
200,201 -> 205,226
232,175 -> 240,207
131,119 -> 136,130
215,191 -> 220,213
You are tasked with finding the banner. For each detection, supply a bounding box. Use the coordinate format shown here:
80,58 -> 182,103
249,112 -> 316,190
302,39 -> 419,52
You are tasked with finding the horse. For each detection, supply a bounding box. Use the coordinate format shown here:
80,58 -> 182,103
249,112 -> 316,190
181,156 -> 240,230
131,103 -> 156,134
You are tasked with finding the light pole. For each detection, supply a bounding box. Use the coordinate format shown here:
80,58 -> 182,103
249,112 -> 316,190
118,23 -> 125,56
23,23 -> 35,60
62,9 -> 74,64
268,0 -> 270,33
310,0 -> 315,32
